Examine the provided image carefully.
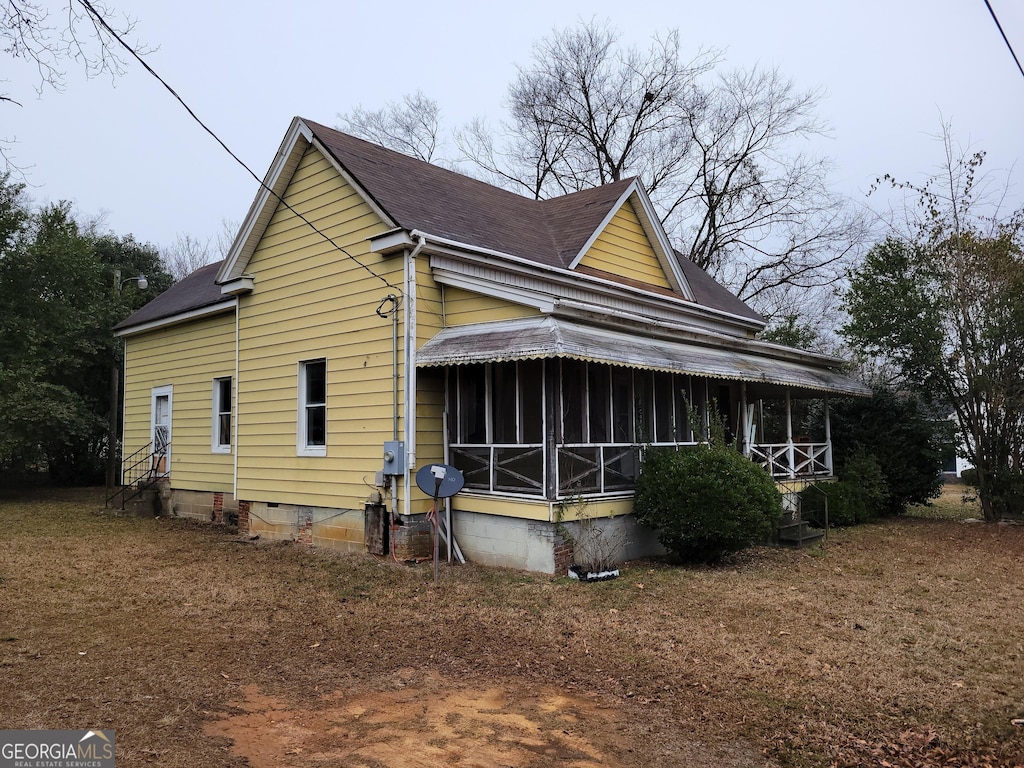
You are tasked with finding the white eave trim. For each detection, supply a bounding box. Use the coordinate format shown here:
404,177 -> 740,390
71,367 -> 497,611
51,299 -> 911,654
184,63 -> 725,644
220,276 -> 254,296
114,299 -> 237,338
415,230 -> 764,333
368,228 -> 414,256
217,117 -> 314,284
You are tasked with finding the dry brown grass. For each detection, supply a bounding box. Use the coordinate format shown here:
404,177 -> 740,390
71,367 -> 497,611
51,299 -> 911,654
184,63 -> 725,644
0,485 -> 1022,767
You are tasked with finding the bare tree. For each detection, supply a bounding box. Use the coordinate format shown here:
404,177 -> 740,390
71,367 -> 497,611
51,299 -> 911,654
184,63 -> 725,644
2,0 -> 148,172
334,22 -> 867,319
337,91 -> 444,163
162,233 -> 216,281
457,23 -> 713,199
456,21 -> 867,317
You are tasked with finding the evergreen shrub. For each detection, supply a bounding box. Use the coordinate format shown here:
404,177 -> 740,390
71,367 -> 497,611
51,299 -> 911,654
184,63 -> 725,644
634,445 -> 783,563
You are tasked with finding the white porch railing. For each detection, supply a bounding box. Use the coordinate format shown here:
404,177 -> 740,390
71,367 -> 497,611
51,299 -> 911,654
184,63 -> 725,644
748,442 -> 833,479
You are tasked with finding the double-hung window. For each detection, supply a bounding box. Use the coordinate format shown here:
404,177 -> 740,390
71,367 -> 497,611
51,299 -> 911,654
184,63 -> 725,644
212,377 -> 232,452
298,359 -> 327,456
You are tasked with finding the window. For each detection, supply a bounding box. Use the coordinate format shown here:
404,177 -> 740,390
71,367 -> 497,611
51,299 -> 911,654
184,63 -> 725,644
298,359 -> 327,455
212,377 -> 232,452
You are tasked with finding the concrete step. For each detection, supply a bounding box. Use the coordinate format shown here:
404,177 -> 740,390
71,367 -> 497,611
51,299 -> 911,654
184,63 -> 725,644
778,520 -> 825,547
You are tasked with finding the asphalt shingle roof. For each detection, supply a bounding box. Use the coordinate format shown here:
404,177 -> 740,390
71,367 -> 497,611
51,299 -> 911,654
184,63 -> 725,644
117,120 -> 763,331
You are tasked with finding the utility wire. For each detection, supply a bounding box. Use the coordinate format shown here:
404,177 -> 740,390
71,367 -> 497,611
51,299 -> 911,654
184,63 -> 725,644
983,0 -> 1024,81
76,0 -> 402,294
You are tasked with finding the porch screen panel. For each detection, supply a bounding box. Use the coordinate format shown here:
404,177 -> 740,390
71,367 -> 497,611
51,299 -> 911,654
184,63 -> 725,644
458,365 -> 486,444
561,359 -> 585,443
611,366 -> 634,443
588,365 -> 610,443
558,446 -> 600,494
494,446 -> 544,493
604,446 -> 640,491
451,446 -> 490,490
633,369 -> 653,443
492,361 -> 517,444
675,375 -> 692,442
519,360 -> 543,444
654,371 -> 675,443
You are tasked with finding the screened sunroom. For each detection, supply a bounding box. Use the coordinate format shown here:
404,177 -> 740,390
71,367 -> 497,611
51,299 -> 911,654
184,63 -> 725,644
420,316 -> 871,501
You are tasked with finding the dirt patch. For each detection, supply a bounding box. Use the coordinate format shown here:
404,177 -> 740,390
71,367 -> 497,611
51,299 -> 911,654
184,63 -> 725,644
205,671 -> 615,768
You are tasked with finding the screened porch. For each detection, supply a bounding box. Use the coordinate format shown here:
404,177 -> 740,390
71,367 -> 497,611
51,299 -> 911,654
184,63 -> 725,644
445,358 -> 839,501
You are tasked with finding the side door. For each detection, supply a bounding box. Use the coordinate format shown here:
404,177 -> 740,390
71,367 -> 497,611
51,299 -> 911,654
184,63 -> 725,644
151,385 -> 172,475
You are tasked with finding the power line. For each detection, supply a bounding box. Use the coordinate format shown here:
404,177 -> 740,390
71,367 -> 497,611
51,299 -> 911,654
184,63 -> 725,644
75,0 -> 402,294
983,0 -> 1024,81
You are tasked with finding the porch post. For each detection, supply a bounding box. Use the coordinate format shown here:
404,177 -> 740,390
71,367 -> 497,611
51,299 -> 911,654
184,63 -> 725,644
544,359 -> 559,502
740,382 -> 750,457
824,396 -> 833,475
785,390 -> 795,479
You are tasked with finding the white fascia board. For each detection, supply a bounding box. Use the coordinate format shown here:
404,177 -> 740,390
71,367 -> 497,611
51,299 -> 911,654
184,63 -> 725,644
421,235 -> 763,334
220,276 -> 254,296
217,117 -> 314,284
114,300 -> 237,338
431,268 -> 557,313
368,228 -> 414,256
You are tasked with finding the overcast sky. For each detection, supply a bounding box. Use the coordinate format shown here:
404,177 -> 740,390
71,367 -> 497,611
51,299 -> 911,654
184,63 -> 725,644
4,0 -> 1023,256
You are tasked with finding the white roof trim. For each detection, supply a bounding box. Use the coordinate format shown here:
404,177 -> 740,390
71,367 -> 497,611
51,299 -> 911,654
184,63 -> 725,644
421,232 -> 764,334
629,185 -> 694,299
114,300 -> 237,338
217,117 -> 313,284
566,180 -> 694,301
215,118 -> 399,286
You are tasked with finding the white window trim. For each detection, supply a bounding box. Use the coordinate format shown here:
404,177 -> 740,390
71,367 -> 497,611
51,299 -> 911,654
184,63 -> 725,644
211,377 -> 232,454
297,358 -> 327,457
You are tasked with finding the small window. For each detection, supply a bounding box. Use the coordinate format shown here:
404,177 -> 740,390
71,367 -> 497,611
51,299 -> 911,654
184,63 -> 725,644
299,359 -> 327,456
212,377 -> 232,452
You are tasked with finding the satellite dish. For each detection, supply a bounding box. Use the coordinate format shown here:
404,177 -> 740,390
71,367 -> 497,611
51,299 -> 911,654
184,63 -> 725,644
415,463 -> 465,499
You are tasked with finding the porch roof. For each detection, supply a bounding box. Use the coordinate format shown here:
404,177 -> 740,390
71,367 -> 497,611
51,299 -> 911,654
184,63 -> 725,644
416,316 -> 871,397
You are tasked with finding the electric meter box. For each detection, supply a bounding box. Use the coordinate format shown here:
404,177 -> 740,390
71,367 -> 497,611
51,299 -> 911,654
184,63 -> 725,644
382,440 -> 406,475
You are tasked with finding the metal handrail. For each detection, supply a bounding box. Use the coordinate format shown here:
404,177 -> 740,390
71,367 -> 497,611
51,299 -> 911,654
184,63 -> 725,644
105,442 -> 164,509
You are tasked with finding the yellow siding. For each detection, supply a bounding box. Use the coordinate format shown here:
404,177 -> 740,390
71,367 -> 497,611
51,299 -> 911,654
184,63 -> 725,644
122,312 -> 236,492
442,286 -> 540,326
555,497 -> 632,522
452,494 -> 551,521
415,253 -> 445,345
235,145 -> 405,508
577,200 -> 672,290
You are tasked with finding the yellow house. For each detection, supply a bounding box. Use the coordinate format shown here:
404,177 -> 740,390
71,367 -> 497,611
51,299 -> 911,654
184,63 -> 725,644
114,117 -> 869,573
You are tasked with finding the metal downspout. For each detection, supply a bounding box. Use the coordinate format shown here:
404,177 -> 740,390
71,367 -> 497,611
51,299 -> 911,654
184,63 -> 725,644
403,232 -> 427,519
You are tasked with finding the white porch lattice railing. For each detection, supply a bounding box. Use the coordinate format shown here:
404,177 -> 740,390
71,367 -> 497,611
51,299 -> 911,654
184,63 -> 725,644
748,442 -> 833,479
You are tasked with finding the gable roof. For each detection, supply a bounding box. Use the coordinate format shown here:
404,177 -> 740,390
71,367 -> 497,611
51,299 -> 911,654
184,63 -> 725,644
305,119 -> 634,272
120,118 -> 764,334
217,117 -> 762,323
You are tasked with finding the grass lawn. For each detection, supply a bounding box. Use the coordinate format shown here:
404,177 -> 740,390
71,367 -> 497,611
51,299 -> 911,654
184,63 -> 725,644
0,484 -> 1022,767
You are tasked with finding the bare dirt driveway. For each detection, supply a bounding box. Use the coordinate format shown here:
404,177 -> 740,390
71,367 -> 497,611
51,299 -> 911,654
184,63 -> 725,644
1,486 -> 1022,767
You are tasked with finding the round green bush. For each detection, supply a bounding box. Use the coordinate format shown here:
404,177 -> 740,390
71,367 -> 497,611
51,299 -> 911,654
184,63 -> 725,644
634,446 -> 783,563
